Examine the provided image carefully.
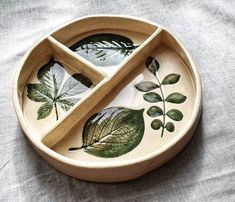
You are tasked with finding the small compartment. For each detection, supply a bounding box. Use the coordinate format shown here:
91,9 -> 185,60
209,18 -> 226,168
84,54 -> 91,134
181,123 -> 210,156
51,16 -> 158,72
50,31 -> 197,163
20,38 -> 105,140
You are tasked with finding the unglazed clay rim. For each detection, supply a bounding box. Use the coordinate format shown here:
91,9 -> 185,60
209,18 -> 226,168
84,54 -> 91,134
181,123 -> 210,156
13,14 -> 202,169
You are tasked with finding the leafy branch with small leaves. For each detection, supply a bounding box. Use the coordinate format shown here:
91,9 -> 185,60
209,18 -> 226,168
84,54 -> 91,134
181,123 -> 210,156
135,57 -> 187,137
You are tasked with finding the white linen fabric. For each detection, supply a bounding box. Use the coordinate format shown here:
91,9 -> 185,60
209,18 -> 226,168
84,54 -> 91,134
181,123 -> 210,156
0,0 -> 234,201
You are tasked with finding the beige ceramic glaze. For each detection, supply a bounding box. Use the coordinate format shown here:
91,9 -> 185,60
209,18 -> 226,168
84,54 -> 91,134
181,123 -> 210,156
13,15 -> 202,182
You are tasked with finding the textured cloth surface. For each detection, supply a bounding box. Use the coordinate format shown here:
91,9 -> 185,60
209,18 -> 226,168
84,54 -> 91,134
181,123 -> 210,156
0,0 -> 235,201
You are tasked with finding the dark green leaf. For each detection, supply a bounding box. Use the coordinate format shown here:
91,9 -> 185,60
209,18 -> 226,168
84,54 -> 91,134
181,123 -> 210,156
69,107 -> 145,158
151,119 -> 162,130
145,57 -> 160,75
166,109 -> 183,121
27,84 -> 52,102
165,122 -> 175,132
135,81 -> 159,92
166,93 -> 187,103
162,74 -> 180,85
69,34 -> 139,67
147,106 -> 163,117
37,102 -> 53,120
143,92 -> 162,103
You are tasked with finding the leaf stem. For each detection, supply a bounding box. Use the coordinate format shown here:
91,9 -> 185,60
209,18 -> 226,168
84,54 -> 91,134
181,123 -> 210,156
155,75 -> 166,137
68,146 -> 83,151
54,102 -> 59,121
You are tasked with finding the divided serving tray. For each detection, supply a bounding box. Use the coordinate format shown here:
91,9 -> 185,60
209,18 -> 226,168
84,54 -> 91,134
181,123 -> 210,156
13,15 -> 202,182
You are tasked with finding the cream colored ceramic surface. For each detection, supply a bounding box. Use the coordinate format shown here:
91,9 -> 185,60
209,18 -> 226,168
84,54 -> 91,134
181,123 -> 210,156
13,15 -> 201,182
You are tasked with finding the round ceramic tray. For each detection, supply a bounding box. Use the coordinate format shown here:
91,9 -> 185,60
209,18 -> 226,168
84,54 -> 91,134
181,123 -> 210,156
13,15 -> 201,182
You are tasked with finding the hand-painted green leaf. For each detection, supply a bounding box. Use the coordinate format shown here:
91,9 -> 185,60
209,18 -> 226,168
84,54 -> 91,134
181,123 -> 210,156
143,92 -> 162,103
165,122 -> 175,132
27,84 -> 52,102
37,58 -> 65,98
145,56 -> 160,75
58,73 -> 92,99
69,33 -> 139,67
147,106 -> 163,117
27,57 -> 93,120
135,81 -> 159,92
57,97 -> 80,112
162,74 -> 180,85
166,109 -> 183,121
37,102 -> 53,120
166,93 -> 187,103
69,107 -> 145,158
151,119 -> 162,130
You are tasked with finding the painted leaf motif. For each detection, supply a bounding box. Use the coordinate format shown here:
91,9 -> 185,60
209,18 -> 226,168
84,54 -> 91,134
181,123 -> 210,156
69,33 -> 139,67
135,81 -> 159,92
166,109 -> 183,121
166,93 -> 187,104
147,106 -> 163,117
162,74 -> 180,85
69,107 -> 145,158
145,56 -> 160,75
165,122 -> 175,132
37,102 -> 53,120
37,58 -> 65,98
27,84 -> 52,102
151,119 -> 162,130
27,58 -> 93,120
143,92 -> 162,103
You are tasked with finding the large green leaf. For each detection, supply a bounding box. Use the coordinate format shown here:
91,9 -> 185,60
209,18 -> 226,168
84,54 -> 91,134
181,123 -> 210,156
135,81 -> 159,92
166,93 -> 187,104
145,56 -> 160,75
69,33 -> 139,67
166,109 -> 183,121
143,92 -> 162,103
162,74 -> 180,85
69,107 -> 145,158
27,58 -> 93,120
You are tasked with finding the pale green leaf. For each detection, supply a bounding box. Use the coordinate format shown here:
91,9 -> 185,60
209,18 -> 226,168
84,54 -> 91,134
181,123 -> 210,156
135,81 -> 159,92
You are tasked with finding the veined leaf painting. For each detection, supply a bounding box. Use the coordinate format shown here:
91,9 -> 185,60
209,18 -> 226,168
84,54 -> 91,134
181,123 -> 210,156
69,107 -> 145,158
69,33 -> 139,67
27,58 -> 93,120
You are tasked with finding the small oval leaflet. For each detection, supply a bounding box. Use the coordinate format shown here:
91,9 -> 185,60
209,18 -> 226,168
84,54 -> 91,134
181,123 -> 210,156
165,122 -> 175,132
69,107 -> 145,158
151,119 -> 163,130
147,106 -> 163,117
135,81 -> 159,92
143,92 -> 162,103
166,109 -> 183,121
162,74 -> 180,85
166,93 -> 187,104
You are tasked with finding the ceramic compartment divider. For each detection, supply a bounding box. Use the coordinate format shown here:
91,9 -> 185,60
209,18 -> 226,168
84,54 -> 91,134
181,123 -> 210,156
41,27 -> 164,148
